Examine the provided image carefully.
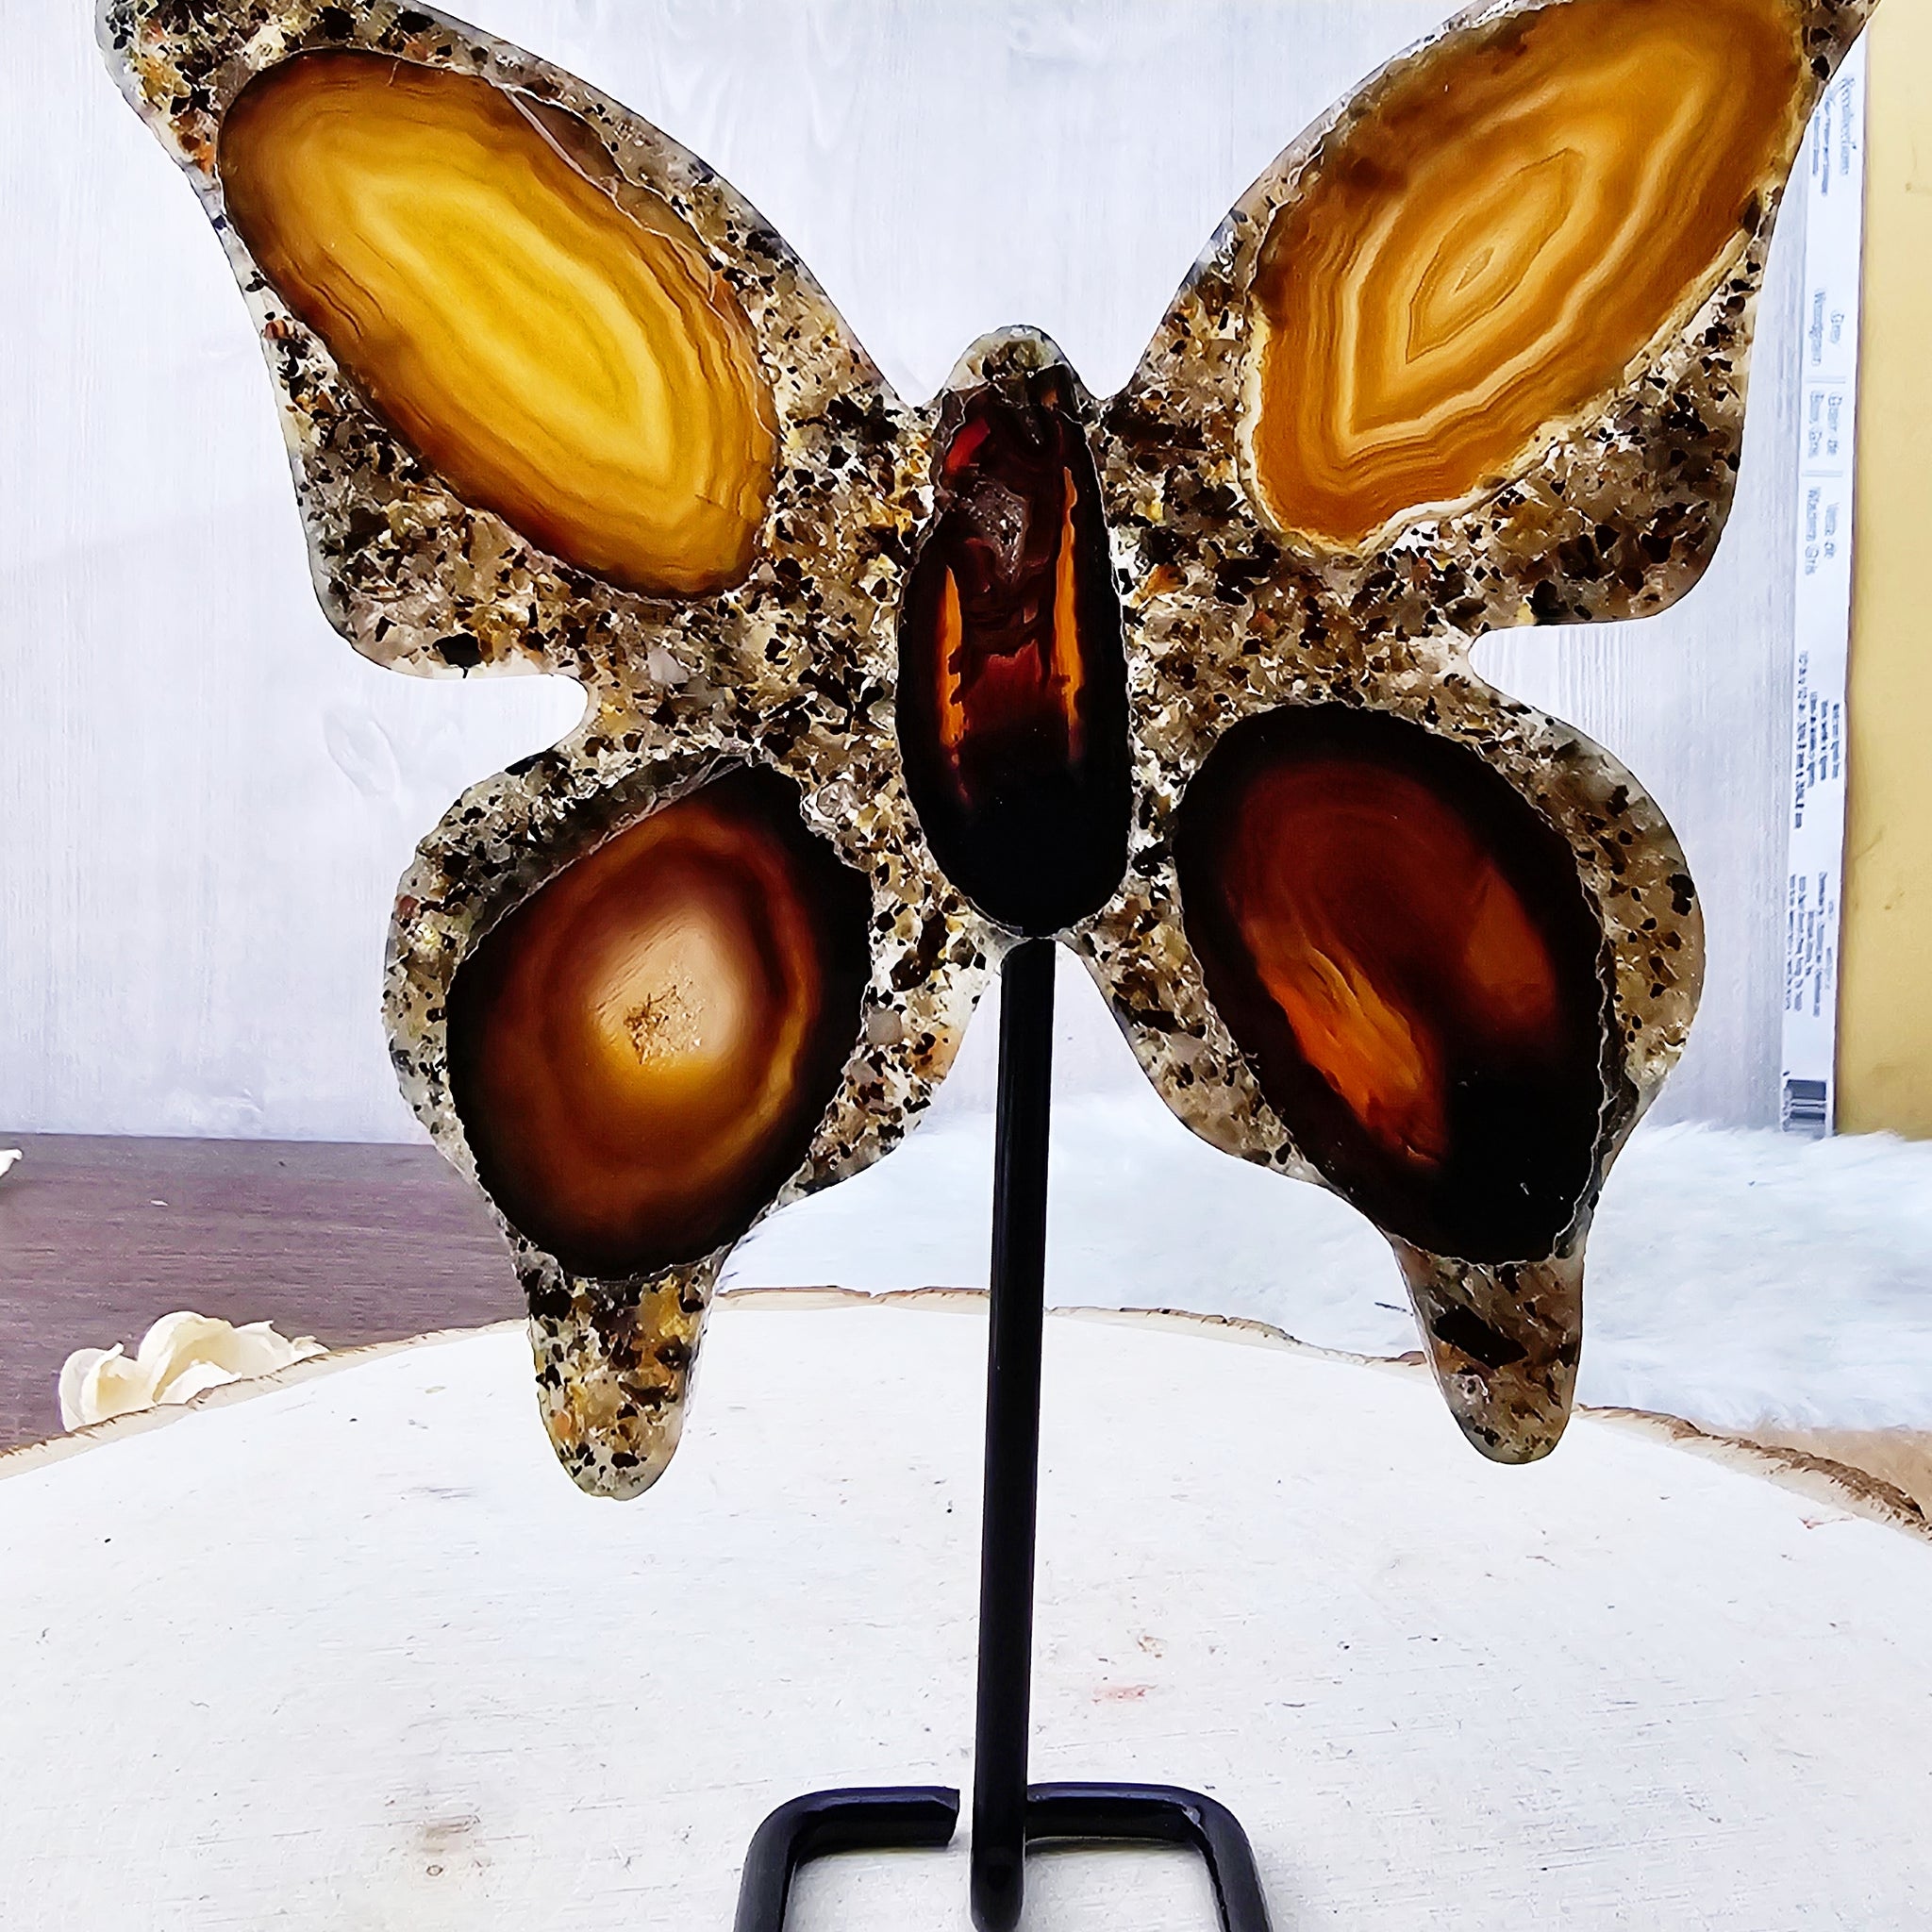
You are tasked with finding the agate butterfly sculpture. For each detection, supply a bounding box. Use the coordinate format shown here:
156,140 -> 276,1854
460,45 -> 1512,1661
101,0 -> 1870,1498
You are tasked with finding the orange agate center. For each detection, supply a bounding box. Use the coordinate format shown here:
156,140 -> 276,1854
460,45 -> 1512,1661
446,769 -> 872,1276
1244,0 -> 1805,549
1224,761 -> 1562,1169
1176,706 -> 1607,1262
218,50 -> 777,596
567,824 -> 816,1187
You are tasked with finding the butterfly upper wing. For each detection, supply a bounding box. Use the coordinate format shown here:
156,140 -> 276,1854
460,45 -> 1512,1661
1112,0 -> 1870,641
1081,0 -> 1871,1458
102,0 -> 1004,1496
99,0 -> 909,682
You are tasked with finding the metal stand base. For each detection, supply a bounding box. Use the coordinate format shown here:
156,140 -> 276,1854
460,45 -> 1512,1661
732,1789 -> 959,1932
733,1781 -> 1272,1932
732,941 -> 1274,1931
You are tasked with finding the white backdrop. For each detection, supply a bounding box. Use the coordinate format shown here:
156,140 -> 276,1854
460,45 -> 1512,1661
1,0 -> 1812,1141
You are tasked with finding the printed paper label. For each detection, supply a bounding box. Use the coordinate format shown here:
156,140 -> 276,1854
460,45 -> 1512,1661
1780,39 -> 1865,1136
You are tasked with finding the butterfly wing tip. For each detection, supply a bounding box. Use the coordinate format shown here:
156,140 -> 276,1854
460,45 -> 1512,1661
524,1272 -> 709,1503
1442,1389 -> 1574,1466
1395,1243 -> 1582,1465
535,1364 -> 688,1501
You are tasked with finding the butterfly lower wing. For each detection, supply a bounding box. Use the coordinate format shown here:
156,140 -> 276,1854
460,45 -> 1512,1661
1083,675 -> 1701,1459
386,722 -> 991,1504
389,726 -> 992,1497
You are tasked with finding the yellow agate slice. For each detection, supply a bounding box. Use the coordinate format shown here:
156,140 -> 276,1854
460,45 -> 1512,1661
219,50 -> 777,596
1244,0 -> 1805,550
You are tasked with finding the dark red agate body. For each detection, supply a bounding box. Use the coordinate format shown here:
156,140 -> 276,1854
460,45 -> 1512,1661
896,367 -> 1131,935
1176,706 -> 1611,1262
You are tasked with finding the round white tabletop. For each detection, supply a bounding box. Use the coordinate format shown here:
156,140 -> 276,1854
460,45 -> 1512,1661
3,1295 -> 1928,1929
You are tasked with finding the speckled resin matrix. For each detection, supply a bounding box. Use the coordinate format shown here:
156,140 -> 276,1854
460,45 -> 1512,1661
101,0 -> 1872,1493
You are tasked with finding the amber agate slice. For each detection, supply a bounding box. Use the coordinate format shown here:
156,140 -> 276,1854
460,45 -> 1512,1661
218,50 -> 776,596
445,766 -> 873,1278
897,368 -> 1131,935
1243,0 -> 1806,551
1176,707 -> 1609,1262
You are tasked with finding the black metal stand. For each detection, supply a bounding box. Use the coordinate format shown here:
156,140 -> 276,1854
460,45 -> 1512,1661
733,939 -> 1273,1931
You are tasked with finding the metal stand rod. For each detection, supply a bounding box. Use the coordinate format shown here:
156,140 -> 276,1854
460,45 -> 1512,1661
732,940 -> 1273,1932
970,935 -> 1058,1929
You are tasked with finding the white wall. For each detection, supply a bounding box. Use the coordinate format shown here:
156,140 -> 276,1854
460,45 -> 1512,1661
1,0 -> 1811,1140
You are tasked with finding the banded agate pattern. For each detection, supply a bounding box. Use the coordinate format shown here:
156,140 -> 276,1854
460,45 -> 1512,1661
446,768 -> 873,1279
219,51 -> 777,596
1242,0 -> 1806,550
1175,708 -> 1609,1263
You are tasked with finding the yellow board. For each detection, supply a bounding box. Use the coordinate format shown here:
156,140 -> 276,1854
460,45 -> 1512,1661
1841,0 -> 1932,1137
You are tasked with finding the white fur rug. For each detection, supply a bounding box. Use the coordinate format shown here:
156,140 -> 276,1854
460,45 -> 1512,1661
728,972 -> 1932,1438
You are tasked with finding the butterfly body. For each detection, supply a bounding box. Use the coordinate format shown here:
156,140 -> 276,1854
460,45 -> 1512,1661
896,351 -> 1132,939
101,0 -> 1870,1493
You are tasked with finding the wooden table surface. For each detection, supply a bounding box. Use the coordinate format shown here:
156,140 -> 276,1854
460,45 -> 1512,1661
7,1132 -> 1931,1527
0,1134 -> 517,1447
4,1298 -> 1928,1929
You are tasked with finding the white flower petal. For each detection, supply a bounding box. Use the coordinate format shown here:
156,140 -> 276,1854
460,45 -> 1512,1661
59,1344 -> 160,1428
60,1314 -> 329,1428
58,1348 -> 112,1431
155,1360 -> 242,1406
135,1312 -> 232,1378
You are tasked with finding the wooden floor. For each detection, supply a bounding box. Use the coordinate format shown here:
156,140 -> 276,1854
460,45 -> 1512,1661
0,1135 -> 518,1449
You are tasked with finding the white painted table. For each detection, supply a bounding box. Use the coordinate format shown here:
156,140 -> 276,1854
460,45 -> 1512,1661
3,1297 -> 1928,1928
